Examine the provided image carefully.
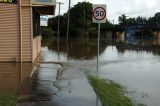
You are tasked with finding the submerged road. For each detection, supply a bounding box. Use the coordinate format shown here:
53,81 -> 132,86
17,47 -> 102,106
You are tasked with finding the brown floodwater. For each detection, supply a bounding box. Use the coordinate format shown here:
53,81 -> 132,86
0,63 -> 33,96
48,38 -> 160,106
1,37 -> 160,106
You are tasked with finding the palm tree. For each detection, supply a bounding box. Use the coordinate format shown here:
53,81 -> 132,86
118,14 -> 129,39
118,14 -> 128,25
154,12 -> 160,25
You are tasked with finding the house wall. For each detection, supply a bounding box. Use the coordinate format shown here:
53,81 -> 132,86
21,6 -> 32,62
0,0 -> 55,62
0,0 -> 41,62
0,1 -> 33,62
0,63 -> 33,95
0,3 -> 20,62
21,0 -> 41,63
32,36 -> 41,62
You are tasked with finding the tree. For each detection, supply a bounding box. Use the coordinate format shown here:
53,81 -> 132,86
118,14 -> 128,25
47,2 -> 93,38
135,16 -> 147,24
41,27 -> 54,46
146,12 -> 160,25
118,15 -> 147,26
154,12 -> 160,24
101,20 -> 113,30
47,1 -> 112,38
48,15 -> 67,37
69,2 -> 93,38
126,17 -> 136,25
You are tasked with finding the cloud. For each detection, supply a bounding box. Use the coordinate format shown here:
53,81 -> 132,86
116,0 -> 158,18
55,0 -> 107,15
146,0 -> 156,8
89,0 -> 106,4
52,0 -> 160,24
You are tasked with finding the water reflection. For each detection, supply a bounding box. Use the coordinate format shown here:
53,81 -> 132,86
49,38 -> 160,60
99,46 -> 160,106
48,37 -> 160,106
0,63 -> 33,96
49,39 -> 106,60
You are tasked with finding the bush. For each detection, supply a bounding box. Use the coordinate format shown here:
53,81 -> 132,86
41,27 -> 54,46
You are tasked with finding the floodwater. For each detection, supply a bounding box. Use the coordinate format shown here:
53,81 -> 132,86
0,63 -> 33,96
99,46 -> 160,106
1,37 -> 160,106
33,47 -> 102,106
48,38 -> 160,106
7,47 -> 101,106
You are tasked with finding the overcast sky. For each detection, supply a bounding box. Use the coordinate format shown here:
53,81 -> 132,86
54,0 -> 160,23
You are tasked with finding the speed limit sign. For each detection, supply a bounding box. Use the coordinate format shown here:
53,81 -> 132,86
93,4 -> 106,23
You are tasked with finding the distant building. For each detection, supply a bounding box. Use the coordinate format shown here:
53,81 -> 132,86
0,0 -> 56,62
40,16 -> 48,26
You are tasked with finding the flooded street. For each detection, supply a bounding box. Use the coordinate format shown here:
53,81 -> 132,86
1,0 -> 160,105
0,63 -> 33,97
1,38 -> 160,106
99,46 -> 160,106
35,47 -> 102,106
0,46 -> 101,106
48,38 -> 160,106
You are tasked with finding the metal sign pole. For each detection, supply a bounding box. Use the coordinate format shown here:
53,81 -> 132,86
97,22 -> 100,72
93,4 -> 106,75
96,22 -> 101,106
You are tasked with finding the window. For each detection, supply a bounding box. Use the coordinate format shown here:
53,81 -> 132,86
32,8 -> 40,37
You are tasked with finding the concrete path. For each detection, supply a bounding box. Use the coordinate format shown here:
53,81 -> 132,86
17,47 -> 102,106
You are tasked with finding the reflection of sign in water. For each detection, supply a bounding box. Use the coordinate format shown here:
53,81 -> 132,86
93,4 -> 106,23
0,0 -> 17,3
36,0 -> 52,2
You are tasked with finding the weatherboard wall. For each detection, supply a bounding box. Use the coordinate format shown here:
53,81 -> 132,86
0,3 -> 20,62
0,0 -> 54,62
21,6 -> 32,62
0,1 -> 35,62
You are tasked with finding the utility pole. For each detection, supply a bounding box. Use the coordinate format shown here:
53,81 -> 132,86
83,10 -> 85,57
57,2 -> 63,61
66,0 -> 71,41
66,0 -> 71,60
112,20 -> 115,25
83,0 -> 86,58
57,2 -> 64,39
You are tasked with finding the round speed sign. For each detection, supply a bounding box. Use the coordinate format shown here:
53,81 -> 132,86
93,7 -> 106,21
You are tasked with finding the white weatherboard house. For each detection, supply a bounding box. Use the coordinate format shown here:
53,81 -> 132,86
0,0 -> 56,62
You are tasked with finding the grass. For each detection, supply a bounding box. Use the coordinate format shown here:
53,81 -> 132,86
88,76 -> 134,106
0,96 -> 16,106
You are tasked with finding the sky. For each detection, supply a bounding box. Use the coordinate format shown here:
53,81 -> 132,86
52,0 -> 160,24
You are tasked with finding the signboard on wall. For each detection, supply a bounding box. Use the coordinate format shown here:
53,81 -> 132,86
32,0 -> 55,5
36,0 -> 52,2
0,0 -> 17,3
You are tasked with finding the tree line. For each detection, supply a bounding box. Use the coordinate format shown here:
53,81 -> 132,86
118,12 -> 160,26
47,2 -> 112,39
45,1 -> 160,39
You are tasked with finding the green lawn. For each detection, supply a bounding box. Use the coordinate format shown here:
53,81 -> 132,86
88,76 -> 134,106
0,96 -> 16,106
